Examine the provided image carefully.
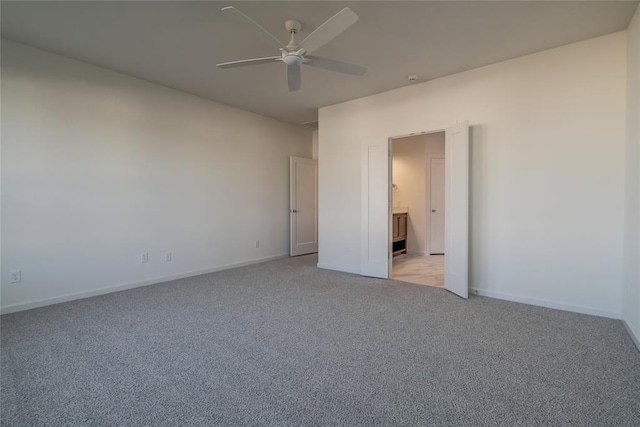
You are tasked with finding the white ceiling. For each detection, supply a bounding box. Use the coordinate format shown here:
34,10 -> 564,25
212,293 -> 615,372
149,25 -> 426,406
2,1 -> 638,125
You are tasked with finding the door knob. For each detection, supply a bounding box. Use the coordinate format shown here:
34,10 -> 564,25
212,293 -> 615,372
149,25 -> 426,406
432,209 -> 436,212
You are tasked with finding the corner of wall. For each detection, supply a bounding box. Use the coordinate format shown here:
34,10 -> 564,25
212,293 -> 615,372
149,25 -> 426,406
622,4 -> 640,350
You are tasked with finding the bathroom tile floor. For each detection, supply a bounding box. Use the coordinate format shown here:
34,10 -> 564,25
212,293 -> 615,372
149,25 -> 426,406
392,254 -> 444,288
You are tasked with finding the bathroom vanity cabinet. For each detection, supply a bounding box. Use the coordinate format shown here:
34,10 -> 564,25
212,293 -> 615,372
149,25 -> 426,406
392,213 -> 407,256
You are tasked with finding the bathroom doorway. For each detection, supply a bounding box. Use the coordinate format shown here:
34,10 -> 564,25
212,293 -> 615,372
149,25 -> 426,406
360,121 -> 468,297
390,132 -> 445,288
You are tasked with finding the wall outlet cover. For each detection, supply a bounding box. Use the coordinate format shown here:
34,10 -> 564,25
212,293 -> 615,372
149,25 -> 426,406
10,270 -> 22,283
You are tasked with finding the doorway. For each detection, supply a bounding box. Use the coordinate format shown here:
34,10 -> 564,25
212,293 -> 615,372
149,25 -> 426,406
290,156 -> 318,256
390,132 -> 445,288
360,121 -> 469,298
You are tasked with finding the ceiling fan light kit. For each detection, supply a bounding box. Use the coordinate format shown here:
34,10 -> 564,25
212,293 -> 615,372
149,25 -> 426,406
282,53 -> 303,66
217,6 -> 367,92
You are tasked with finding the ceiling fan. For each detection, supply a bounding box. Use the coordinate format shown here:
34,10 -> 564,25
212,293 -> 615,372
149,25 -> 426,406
216,6 -> 367,91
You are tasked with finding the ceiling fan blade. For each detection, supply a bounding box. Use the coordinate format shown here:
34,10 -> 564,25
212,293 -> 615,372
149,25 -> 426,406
221,6 -> 285,50
217,56 -> 281,69
298,7 -> 358,54
288,64 -> 301,91
305,56 -> 367,76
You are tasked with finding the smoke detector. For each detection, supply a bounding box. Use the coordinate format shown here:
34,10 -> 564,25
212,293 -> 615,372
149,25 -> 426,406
407,74 -> 418,82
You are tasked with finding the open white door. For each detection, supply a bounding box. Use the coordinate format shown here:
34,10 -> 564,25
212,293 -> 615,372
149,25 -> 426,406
361,144 -> 391,278
290,157 -> 318,256
444,121 -> 469,298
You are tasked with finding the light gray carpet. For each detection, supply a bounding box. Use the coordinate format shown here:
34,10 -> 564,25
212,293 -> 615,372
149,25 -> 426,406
2,254 -> 639,426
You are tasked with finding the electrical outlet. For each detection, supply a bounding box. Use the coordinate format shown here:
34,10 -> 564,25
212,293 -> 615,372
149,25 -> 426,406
255,240 -> 260,248
141,253 -> 149,264
10,270 -> 21,283
164,252 -> 172,262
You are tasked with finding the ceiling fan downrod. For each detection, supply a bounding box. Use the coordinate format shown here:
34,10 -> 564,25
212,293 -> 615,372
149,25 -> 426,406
284,19 -> 301,50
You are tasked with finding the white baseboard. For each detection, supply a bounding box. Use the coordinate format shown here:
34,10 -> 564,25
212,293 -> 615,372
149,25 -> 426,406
469,287 -> 620,319
407,250 -> 427,256
1,254 -> 288,315
316,263 -> 361,275
622,320 -> 640,352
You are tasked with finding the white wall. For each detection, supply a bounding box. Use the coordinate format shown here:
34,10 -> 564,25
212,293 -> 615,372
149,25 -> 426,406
312,130 -> 319,160
319,32 -> 627,318
1,40 -> 312,313
392,133 -> 444,255
623,6 -> 640,347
